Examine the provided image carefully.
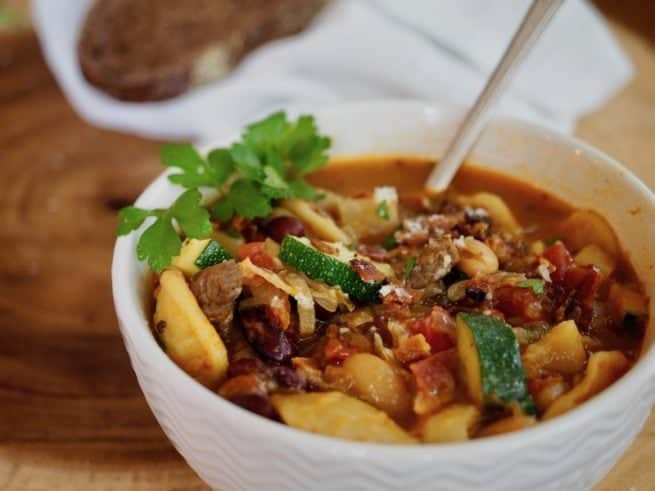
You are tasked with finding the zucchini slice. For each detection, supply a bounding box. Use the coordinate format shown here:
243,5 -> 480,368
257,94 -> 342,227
279,235 -> 385,303
456,313 -> 534,415
154,269 -> 229,387
172,238 -> 231,276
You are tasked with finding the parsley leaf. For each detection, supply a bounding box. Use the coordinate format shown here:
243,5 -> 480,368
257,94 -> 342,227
288,179 -> 324,200
162,143 -> 231,188
117,206 -> 158,236
381,233 -> 398,250
169,188 -> 212,238
403,256 -> 417,278
284,115 -> 331,175
376,200 -> 390,220
211,179 -> 273,221
518,278 -> 545,294
136,214 -> 182,274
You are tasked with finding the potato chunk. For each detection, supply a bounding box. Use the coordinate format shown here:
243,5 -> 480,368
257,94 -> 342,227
574,244 -> 616,277
544,351 -> 630,419
271,392 -> 417,444
522,320 -> 587,378
420,404 -> 480,443
335,353 -> 411,420
154,269 -> 229,388
560,209 -> 619,255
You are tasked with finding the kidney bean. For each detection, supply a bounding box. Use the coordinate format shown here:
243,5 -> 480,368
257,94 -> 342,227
240,309 -> 296,363
264,216 -> 305,243
271,366 -> 305,390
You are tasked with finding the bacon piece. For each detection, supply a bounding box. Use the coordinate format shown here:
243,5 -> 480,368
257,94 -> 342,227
357,244 -> 389,261
310,238 -> 337,255
349,258 -> 385,283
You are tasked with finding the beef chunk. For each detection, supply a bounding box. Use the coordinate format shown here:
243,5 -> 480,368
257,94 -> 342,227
408,237 -> 459,289
190,260 -> 242,329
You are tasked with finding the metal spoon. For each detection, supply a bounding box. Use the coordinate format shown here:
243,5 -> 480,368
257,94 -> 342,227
425,0 -> 564,193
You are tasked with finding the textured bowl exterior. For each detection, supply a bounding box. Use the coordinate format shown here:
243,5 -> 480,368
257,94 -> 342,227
113,101 -> 655,491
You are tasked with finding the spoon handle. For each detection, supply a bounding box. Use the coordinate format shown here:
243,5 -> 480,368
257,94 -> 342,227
426,0 -> 564,193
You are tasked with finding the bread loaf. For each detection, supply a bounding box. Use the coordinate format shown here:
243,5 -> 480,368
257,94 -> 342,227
78,0 -> 327,101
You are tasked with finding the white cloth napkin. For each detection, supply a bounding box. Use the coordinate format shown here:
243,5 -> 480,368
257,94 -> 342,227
33,0 -> 632,143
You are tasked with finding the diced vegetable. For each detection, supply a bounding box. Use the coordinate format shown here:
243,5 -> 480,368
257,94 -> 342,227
522,320 -> 587,378
544,351 -> 630,419
172,238 -> 209,276
195,239 -> 231,268
455,192 -> 519,232
154,269 -> 229,387
574,244 -> 616,277
271,391 -> 417,444
171,238 -> 231,276
281,198 -> 351,244
609,283 -> 649,318
279,236 -> 386,303
560,209 -> 619,255
420,404 -> 480,443
456,313 -> 534,414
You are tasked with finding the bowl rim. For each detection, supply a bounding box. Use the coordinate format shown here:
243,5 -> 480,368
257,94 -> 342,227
112,99 -> 655,459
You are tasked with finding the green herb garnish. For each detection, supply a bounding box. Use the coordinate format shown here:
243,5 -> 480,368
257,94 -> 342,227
517,278 -> 545,295
544,237 -> 561,246
376,200 -> 390,220
381,234 -> 398,250
117,112 -> 331,272
117,189 -> 212,273
403,256 -> 417,278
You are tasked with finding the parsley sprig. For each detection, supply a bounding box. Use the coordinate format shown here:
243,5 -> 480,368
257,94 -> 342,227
117,112 -> 331,272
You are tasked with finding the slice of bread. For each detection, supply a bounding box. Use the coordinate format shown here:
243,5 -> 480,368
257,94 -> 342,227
78,0 -> 327,101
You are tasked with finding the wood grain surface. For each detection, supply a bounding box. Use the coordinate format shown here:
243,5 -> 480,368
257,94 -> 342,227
1,3 -> 654,490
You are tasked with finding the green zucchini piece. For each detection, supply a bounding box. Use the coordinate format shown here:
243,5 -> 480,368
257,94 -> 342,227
456,313 -> 535,415
279,235 -> 384,303
195,240 -> 231,269
172,238 -> 231,276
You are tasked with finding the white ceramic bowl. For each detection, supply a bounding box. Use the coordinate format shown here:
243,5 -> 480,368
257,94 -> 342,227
112,101 -> 655,491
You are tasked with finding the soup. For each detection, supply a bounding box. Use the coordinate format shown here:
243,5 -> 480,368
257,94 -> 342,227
117,112 -> 647,444
147,158 -> 646,444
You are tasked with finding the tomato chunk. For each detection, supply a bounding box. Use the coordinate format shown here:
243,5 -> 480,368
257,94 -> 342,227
238,242 -> 275,269
406,306 -> 456,352
543,241 -> 574,283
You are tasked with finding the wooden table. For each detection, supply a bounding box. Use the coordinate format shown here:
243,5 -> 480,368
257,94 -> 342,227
1,3 -> 654,489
